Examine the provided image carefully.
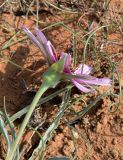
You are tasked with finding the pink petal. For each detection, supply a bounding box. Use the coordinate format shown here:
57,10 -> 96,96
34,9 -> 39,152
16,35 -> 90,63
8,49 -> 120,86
35,27 -> 57,64
74,64 -> 92,75
60,52 -> 71,72
34,27 -> 48,44
76,77 -> 111,86
72,80 -> 94,93
65,54 -> 71,68
22,26 -> 47,58
46,41 -> 57,63
48,41 -> 57,57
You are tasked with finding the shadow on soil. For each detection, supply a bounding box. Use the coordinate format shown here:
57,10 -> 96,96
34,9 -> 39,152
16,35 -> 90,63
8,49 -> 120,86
0,45 -> 46,115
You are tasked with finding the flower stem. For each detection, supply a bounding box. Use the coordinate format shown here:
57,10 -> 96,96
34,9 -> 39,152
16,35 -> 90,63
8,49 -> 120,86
6,83 -> 49,160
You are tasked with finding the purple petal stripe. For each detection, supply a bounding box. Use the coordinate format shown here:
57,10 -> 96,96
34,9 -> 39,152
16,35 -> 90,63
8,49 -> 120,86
46,41 -> 57,63
75,77 -> 111,86
34,27 -> 48,44
60,52 -> 71,72
22,26 -> 47,58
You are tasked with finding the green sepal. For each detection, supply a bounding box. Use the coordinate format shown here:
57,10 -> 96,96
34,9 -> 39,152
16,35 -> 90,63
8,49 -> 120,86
43,56 -> 66,88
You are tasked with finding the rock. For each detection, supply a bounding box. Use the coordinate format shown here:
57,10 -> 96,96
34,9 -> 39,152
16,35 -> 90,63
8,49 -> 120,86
112,138 -> 118,145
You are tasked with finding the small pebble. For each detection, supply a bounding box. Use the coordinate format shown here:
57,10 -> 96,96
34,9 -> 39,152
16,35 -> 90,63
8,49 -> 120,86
112,138 -> 117,145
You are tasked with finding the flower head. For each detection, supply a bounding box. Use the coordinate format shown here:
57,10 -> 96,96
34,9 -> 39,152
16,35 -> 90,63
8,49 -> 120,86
22,26 -> 111,92
61,53 -> 111,92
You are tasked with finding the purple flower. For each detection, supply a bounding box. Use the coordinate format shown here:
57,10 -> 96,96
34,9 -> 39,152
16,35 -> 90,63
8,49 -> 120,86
22,26 -> 111,92
62,53 -> 111,92
22,26 -> 57,64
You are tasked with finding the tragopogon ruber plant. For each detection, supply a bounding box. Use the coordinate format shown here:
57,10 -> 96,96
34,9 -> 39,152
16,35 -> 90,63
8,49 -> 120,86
22,26 -> 111,92
6,26 -> 111,160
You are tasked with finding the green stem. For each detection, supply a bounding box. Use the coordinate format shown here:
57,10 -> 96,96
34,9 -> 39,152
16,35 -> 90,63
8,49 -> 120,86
6,83 -> 49,160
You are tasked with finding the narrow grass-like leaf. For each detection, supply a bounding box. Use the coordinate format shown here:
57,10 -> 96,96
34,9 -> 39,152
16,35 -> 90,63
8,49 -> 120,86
1,30 -> 21,50
82,25 -> 109,64
100,52 -> 121,112
0,115 -> 11,157
29,90 -> 71,160
44,0 -> 78,13
4,97 -> 19,160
